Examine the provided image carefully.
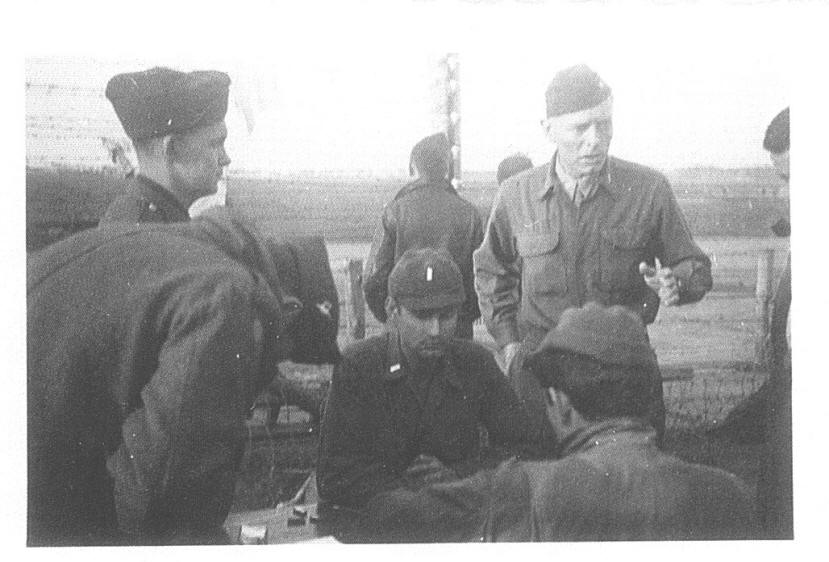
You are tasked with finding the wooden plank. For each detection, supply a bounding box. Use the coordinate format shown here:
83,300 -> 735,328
347,259 -> 366,340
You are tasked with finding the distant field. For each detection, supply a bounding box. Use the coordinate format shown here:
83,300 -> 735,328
227,173 -> 789,242
26,166 -> 789,250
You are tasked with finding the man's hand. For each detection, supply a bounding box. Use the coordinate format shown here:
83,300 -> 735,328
500,342 -> 521,375
404,454 -> 458,488
639,258 -> 681,306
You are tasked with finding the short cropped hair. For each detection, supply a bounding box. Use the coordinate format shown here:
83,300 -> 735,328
763,107 -> 789,154
533,349 -> 653,421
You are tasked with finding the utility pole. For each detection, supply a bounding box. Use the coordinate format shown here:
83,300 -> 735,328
444,53 -> 462,189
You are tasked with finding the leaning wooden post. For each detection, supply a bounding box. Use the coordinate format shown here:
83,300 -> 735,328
755,249 -> 775,369
347,259 -> 366,340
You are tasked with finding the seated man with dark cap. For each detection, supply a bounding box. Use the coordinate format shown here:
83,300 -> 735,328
100,66 -> 232,224
27,208 -> 340,546
363,132 -> 483,339
318,248 -> 547,519
344,303 -> 757,542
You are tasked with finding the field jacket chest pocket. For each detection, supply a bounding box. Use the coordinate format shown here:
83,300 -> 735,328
516,230 -> 566,296
600,226 -> 650,292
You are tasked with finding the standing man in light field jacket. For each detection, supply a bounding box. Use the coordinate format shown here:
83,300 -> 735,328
473,64 -> 712,436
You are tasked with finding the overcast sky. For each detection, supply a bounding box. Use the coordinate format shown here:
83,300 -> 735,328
23,2 -> 795,175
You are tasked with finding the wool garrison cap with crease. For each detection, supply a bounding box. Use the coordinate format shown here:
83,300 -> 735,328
106,67 -> 231,141
545,64 -> 612,117
388,248 -> 465,311
524,303 -> 656,388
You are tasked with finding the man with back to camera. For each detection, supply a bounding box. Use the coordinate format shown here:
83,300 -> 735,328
318,248 -> 547,521
100,66 -> 232,224
363,132 -> 484,339
474,64 -> 713,440
344,303 -> 757,542
27,208 -> 340,546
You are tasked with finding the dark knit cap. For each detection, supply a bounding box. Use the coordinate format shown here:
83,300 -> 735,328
388,248 -> 465,311
106,67 -> 230,140
525,303 -> 656,388
763,107 -> 790,154
496,153 -> 534,185
409,132 -> 451,176
545,64 -> 612,118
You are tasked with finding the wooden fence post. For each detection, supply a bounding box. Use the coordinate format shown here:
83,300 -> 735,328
347,259 -> 366,340
755,249 -> 775,369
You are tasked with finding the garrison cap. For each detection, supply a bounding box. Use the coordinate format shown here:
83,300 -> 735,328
106,67 -> 230,141
409,132 -> 451,175
545,64 -> 612,118
525,303 -> 656,388
389,248 -> 465,312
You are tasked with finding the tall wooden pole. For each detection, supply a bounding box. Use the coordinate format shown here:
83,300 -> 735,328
445,53 -> 461,190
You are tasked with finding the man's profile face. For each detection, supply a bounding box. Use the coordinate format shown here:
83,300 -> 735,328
168,120 -> 231,203
393,303 -> 458,361
546,99 -> 613,180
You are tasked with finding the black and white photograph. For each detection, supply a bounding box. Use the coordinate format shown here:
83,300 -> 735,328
7,0 -> 828,556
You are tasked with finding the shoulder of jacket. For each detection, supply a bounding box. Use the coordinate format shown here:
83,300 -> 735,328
609,157 -> 670,187
450,338 -> 498,365
497,165 -> 547,201
340,335 -> 387,367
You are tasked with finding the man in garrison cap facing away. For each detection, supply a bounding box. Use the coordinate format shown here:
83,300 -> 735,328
346,304 -> 756,542
474,64 -> 713,440
318,248 -> 545,523
100,67 -> 232,224
27,208 -> 340,546
363,132 -> 484,339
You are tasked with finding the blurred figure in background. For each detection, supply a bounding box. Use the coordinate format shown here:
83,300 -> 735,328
364,132 -> 484,339
28,208 -> 340,545
712,108 -> 791,537
346,304 -> 756,542
318,249 -> 546,522
496,153 -> 533,186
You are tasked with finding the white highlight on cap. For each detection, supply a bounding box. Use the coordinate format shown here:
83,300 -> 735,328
426,266 -> 433,281
390,363 -> 401,373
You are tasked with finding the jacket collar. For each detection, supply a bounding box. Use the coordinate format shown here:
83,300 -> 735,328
379,331 -> 465,391
557,417 -> 656,458
132,174 -> 191,221
395,177 -> 457,200
536,153 -> 620,202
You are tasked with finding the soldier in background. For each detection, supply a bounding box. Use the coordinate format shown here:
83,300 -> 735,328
496,153 -> 533,186
363,133 -> 484,339
100,66 -> 231,224
474,64 -> 713,441
27,208 -> 340,545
